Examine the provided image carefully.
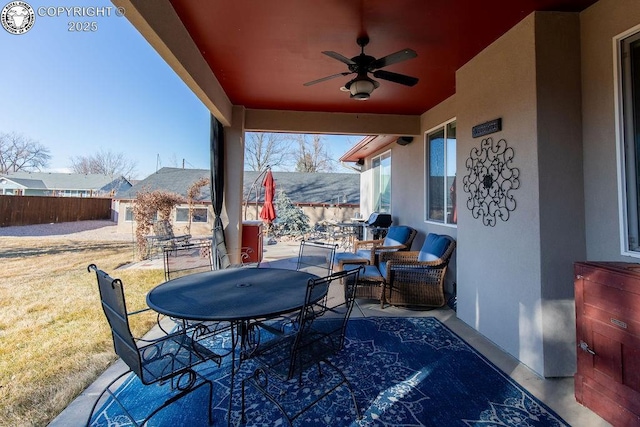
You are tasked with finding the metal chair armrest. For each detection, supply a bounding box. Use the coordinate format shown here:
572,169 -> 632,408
127,307 -> 152,316
240,246 -> 254,261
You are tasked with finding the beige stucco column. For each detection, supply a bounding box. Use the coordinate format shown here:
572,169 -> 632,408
456,11 -> 585,377
222,106 -> 246,263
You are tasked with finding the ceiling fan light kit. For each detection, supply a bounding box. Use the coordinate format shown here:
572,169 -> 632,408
346,75 -> 380,100
304,36 -> 419,100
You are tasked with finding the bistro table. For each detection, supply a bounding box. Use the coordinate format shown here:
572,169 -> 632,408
146,267 -> 320,424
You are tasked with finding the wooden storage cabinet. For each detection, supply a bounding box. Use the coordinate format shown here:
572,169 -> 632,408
242,221 -> 263,264
574,262 -> 640,426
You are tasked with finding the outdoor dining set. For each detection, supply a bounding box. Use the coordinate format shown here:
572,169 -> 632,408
85,215 -> 456,426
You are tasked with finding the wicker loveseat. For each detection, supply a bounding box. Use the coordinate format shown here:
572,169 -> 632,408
352,233 -> 456,308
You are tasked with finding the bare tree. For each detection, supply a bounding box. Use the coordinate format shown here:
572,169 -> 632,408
0,132 -> 51,173
245,132 -> 290,171
70,149 -> 137,179
293,134 -> 333,173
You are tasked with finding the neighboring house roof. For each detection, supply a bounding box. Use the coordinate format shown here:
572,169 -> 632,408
244,171 -> 360,205
116,167 -> 360,205
1,178 -> 46,189
116,168 -> 212,201
0,172 -> 132,194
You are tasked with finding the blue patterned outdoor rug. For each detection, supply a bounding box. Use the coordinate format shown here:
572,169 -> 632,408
89,317 -> 569,426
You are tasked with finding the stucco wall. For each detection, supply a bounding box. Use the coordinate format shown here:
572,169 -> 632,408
354,95 -> 459,293
116,202 -> 359,239
115,203 -> 215,237
415,95 -> 459,292
535,13 -> 585,376
359,94 -> 458,237
456,13 -> 544,374
455,12 -> 585,377
581,0 -> 640,261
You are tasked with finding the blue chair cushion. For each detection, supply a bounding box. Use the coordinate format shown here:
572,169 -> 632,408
382,226 -> 412,247
417,234 -> 451,262
344,264 -> 383,280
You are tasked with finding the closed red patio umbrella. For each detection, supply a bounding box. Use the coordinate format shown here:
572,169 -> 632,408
259,170 -> 276,223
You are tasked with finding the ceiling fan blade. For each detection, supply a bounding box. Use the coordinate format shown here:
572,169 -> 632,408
322,51 -> 356,65
372,70 -> 419,87
303,72 -> 352,87
369,48 -> 417,70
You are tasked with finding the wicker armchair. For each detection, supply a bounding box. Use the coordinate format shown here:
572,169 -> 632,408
351,233 -> 455,308
334,225 -> 417,271
379,233 -> 456,308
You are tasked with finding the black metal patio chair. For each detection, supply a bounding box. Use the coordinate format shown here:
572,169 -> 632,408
163,239 -> 214,281
259,239 -> 339,331
86,264 -> 219,426
162,240 -> 229,335
295,239 -> 338,276
241,267 -> 363,426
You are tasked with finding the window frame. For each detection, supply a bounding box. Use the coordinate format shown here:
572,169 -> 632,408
124,206 -> 157,222
371,150 -> 392,214
424,118 -> 457,227
175,206 -> 209,223
125,206 -> 134,222
615,25 -> 640,258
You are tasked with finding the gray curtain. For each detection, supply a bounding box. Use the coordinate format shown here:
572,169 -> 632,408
210,114 -> 225,268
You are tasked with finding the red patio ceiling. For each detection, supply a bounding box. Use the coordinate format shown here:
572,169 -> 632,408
169,0 -> 596,116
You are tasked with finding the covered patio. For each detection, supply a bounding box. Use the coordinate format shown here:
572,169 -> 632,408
56,0 -> 640,424
51,240 -> 607,426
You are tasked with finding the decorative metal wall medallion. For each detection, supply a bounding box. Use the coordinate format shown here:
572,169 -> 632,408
462,137 -> 520,226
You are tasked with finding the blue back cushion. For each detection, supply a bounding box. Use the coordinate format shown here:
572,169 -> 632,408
378,260 -> 388,278
355,249 -> 371,259
418,233 -> 451,262
383,226 -> 412,247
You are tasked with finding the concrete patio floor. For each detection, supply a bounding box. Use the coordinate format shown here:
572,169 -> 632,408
50,240 -> 610,426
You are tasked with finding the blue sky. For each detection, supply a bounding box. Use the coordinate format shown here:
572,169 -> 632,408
0,0 -> 362,178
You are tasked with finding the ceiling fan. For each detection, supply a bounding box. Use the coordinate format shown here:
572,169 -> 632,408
304,36 -> 419,100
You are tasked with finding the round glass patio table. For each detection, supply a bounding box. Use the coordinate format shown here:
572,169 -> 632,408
146,267 -> 319,322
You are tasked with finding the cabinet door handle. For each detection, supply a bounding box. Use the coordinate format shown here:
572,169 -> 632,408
579,340 -> 596,356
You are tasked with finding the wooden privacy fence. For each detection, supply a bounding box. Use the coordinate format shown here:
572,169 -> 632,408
0,195 -> 112,227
